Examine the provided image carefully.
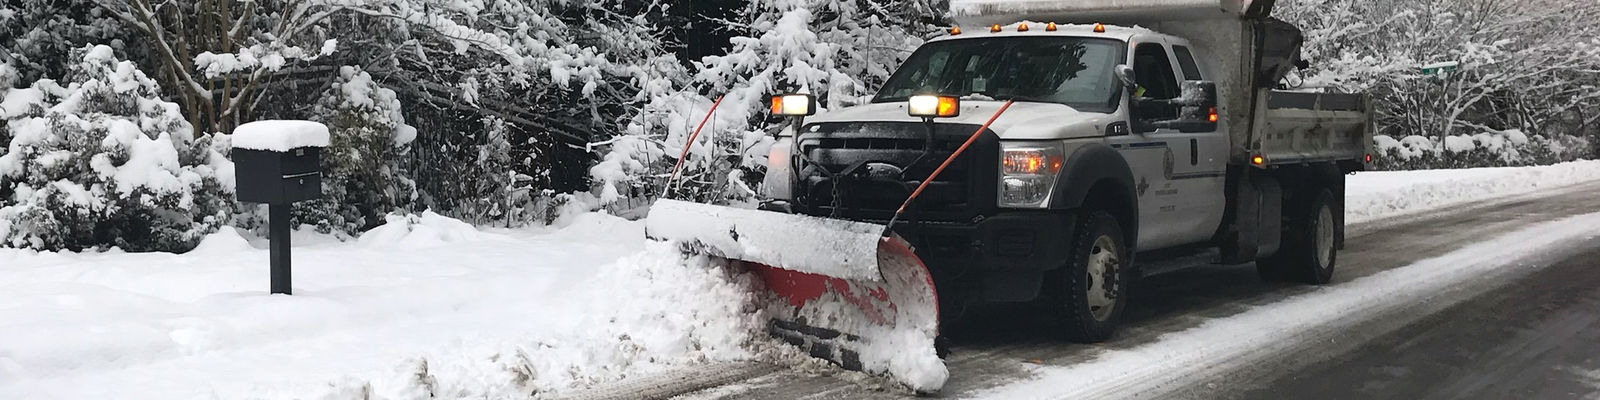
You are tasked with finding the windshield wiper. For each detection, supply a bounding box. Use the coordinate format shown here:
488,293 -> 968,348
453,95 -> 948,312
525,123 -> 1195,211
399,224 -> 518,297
989,94 -> 1054,103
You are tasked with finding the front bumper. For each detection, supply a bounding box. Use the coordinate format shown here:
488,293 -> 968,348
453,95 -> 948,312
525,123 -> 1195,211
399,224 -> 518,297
890,211 -> 1077,304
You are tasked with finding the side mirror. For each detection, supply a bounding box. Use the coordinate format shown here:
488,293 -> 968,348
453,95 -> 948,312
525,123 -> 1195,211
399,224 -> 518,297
1150,80 -> 1220,133
1114,65 -> 1137,88
1173,80 -> 1218,108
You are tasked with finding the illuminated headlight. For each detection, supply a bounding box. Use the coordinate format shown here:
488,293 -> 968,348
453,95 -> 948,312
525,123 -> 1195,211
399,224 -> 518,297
908,95 -> 960,118
770,94 -> 816,116
999,142 -> 1064,208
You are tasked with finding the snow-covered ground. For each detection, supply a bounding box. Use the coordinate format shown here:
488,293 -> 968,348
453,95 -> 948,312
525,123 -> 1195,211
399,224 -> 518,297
0,212 -> 771,399
2,161 -> 1599,399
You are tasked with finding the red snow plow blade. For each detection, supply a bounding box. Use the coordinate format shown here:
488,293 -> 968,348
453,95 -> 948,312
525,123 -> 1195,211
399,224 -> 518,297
646,199 -> 948,393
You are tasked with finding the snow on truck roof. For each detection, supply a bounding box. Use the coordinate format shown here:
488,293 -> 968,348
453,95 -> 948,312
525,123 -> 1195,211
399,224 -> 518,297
930,22 -> 1149,43
951,0 -> 1258,26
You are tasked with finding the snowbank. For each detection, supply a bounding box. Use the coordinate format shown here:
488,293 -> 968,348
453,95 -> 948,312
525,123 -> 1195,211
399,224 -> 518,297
356,211 -> 488,248
1346,160 -> 1600,224
0,212 -> 770,399
231,120 -> 330,151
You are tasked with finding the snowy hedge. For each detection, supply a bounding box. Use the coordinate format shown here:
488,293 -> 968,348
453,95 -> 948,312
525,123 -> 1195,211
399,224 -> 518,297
589,0 -> 939,205
286,66 -> 419,237
1277,0 -> 1600,162
0,46 -> 233,252
1371,130 -> 1590,171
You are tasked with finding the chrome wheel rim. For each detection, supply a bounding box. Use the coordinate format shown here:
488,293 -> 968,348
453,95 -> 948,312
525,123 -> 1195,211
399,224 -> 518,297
1086,235 -> 1120,321
1316,204 -> 1335,269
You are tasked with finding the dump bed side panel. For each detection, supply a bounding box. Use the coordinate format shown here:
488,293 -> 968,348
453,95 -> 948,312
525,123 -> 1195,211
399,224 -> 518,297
1256,91 -> 1372,165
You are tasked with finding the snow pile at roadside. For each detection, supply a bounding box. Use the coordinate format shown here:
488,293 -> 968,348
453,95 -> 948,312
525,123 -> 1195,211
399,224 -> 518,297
1346,160 -> 1600,224
313,241 -> 768,399
0,212 -> 770,399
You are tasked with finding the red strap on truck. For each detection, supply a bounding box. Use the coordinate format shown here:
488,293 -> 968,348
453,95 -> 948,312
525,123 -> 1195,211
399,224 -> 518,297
885,100 -> 1015,235
661,95 -> 726,199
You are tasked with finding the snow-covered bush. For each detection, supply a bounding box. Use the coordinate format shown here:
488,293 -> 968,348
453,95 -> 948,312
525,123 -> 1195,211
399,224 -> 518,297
290,66 -> 419,237
1371,130 -> 1587,171
0,0 -> 128,85
589,0 -> 941,204
0,45 -> 233,252
1278,0 -> 1600,163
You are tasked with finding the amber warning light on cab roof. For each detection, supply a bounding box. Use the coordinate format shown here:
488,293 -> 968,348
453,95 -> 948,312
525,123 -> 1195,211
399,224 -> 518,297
950,22 -> 1104,35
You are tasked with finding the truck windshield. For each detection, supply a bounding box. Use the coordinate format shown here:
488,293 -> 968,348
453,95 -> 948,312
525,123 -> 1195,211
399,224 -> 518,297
874,37 -> 1125,113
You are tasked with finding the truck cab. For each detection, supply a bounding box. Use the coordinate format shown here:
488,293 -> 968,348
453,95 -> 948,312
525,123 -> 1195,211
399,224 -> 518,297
761,1 -> 1371,342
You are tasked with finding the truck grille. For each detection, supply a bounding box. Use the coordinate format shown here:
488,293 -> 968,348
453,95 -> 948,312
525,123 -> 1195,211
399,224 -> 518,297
791,122 -> 998,222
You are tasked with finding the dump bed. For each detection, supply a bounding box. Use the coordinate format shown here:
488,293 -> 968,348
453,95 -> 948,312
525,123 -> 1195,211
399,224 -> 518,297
1257,91 -> 1372,165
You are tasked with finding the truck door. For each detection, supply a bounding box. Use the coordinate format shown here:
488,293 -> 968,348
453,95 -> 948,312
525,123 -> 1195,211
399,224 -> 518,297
1115,41 -> 1224,251
1167,44 -> 1229,247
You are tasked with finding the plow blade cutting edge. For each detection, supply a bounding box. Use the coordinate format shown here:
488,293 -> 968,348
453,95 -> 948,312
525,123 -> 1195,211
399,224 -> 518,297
645,199 -> 948,393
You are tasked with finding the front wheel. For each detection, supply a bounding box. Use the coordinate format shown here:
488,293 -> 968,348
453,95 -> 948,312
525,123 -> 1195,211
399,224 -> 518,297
1258,189 -> 1339,284
1061,210 -> 1130,343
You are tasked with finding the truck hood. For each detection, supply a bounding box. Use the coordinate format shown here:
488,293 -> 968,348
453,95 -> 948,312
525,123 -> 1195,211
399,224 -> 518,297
806,101 -> 1115,140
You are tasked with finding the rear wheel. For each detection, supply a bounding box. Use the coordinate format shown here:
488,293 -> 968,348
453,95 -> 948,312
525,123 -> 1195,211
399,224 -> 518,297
1061,210 -> 1129,342
1257,189 -> 1339,284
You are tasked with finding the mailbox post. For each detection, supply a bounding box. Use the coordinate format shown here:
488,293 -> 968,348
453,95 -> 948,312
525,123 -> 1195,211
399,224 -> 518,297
231,120 -> 329,295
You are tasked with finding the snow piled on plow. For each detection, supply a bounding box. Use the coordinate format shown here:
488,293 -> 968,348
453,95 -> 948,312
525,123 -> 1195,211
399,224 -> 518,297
648,200 -> 949,392
0,212 -> 775,399
646,199 -> 886,281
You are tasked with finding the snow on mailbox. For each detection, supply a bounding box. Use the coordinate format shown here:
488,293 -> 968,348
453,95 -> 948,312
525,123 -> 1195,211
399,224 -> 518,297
232,120 -> 329,204
231,120 -> 329,295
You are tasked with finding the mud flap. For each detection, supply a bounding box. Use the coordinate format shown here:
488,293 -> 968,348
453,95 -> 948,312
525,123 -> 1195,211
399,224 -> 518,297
646,200 -> 948,393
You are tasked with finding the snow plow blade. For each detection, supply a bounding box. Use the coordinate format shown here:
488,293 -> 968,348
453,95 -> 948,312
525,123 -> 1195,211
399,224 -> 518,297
645,199 -> 948,393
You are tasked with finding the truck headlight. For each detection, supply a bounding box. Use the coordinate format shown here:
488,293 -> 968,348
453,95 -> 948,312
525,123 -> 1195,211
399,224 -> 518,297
999,142 -> 1064,208
770,94 -> 817,116
908,95 -> 960,118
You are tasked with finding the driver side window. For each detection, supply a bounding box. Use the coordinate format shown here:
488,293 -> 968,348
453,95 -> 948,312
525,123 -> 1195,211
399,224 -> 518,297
1132,43 -> 1181,120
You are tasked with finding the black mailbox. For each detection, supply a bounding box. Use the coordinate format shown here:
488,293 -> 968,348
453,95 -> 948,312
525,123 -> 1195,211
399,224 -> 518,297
231,119 -> 330,295
233,147 -> 323,204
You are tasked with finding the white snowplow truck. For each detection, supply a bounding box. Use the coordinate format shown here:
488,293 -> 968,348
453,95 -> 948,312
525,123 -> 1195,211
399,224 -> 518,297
646,0 -> 1372,393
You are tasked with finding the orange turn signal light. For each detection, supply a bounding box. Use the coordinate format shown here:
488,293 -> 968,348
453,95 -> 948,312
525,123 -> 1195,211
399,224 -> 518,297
1208,107 -> 1219,123
1252,155 -> 1266,166
1003,151 -> 1065,175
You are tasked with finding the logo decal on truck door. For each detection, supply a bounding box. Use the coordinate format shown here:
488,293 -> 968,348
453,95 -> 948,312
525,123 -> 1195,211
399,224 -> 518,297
1162,148 -> 1175,180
